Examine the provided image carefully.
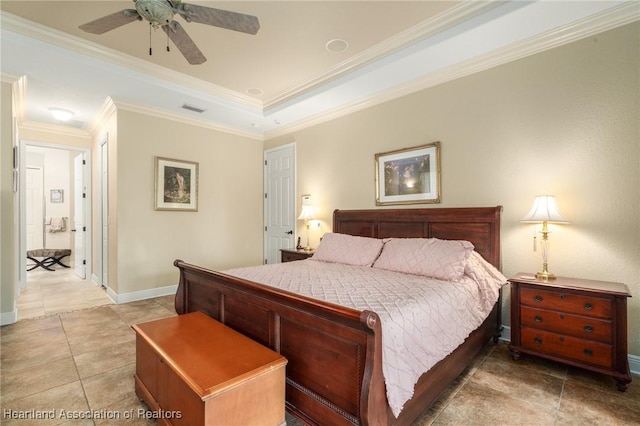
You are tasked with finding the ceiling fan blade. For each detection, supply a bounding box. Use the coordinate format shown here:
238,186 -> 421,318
79,9 -> 141,34
162,21 -> 207,65
176,3 -> 260,35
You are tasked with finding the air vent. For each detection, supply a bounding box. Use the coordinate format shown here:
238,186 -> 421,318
182,104 -> 206,113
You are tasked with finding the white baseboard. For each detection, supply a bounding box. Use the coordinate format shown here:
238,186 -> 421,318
628,354 -> 640,376
499,324 -> 639,375
0,307 -> 17,326
90,273 -> 100,285
107,284 -> 178,305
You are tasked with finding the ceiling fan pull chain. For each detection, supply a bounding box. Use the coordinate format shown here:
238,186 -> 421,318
149,23 -> 152,56
167,32 -> 170,52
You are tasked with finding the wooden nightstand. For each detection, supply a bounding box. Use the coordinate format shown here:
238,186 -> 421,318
280,248 -> 314,263
508,273 -> 632,391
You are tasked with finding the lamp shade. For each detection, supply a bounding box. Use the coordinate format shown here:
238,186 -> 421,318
521,195 -> 569,223
298,204 -> 316,221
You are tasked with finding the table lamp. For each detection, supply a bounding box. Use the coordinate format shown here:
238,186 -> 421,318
298,195 -> 316,251
521,195 -> 569,280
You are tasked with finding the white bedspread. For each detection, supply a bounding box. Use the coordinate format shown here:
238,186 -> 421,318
224,252 -> 506,417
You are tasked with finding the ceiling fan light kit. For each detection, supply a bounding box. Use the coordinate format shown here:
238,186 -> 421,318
79,0 -> 260,65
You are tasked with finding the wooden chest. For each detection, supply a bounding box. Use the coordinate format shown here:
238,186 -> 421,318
133,312 -> 287,425
508,274 -> 631,391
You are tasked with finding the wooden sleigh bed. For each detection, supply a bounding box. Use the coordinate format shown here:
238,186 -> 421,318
174,206 -> 503,425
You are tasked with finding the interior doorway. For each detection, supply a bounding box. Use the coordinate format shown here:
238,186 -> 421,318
16,141 -> 105,319
264,143 -> 296,264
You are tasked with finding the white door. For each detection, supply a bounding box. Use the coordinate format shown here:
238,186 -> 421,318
25,166 -> 44,250
101,139 -> 108,287
264,144 -> 295,264
73,153 -> 86,279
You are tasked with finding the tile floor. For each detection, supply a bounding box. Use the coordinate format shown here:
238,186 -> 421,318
2,278 -> 639,425
17,269 -> 113,320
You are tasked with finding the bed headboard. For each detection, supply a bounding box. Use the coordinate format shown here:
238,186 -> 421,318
333,206 -> 502,270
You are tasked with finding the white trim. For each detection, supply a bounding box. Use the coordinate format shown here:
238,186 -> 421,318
90,273 -> 100,286
106,284 -> 178,305
263,1 -> 499,110
264,2 -> 640,140
629,355 -> 640,376
20,120 -> 90,138
0,305 -> 17,326
0,12 -> 261,112
111,98 -> 263,141
4,2 -> 638,140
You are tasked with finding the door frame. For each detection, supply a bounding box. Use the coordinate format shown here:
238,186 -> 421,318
17,140 -> 92,291
263,143 -> 296,264
97,133 -> 108,288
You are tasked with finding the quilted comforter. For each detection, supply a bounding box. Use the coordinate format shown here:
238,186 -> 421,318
224,252 -> 506,417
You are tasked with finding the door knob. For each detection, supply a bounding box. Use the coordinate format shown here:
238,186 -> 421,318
286,230 -> 293,235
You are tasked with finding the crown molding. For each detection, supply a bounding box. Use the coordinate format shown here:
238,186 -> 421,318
20,120 -> 91,139
0,11 -> 262,112
11,76 -> 27,125
263,0 -> 503,112
87,97 -> 118,139
1,72 -> 20,84
264,2 -> 640,140
110,98 -> 263,141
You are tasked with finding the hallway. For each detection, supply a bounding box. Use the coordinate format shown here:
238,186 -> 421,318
17,268 -> 112,320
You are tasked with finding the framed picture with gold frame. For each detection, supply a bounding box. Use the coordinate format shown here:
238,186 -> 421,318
154,157 -> 199,211
375,142 -> 441,205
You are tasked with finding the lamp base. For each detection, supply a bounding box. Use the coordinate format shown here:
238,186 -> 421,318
535,271 -> 556,281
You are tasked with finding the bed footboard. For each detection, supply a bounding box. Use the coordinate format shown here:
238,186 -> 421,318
174,260 -> 386,426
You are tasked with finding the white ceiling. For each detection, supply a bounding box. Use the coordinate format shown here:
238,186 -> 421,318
1,1 -> 638,140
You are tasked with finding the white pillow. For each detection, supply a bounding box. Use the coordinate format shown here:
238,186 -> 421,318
311,233 -> 384,266
373,238 -> 474,281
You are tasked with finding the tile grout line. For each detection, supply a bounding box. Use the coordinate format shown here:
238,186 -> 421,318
553,375 -> 567,426
59,311 -> 98,426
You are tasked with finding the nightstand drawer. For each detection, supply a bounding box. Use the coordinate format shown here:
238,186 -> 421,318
520,306 -> 612,344
521,327 -> 612,368
520,287 -> 612,319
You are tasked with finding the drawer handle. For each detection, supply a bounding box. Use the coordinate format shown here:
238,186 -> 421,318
534,337 -> 542,345
559,293 -> 565,299
584,348 -> 593,357
534,316 -> 542,323
534,295 -> 542,303
584,325 -> 593,333
584,303 -> 593,311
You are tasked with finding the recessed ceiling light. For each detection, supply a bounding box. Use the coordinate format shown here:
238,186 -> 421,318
49,107 -> 74,121
247,88 -> 263,96
325,39 -> 349,53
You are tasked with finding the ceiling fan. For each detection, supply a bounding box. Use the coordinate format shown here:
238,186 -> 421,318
79,0 -> 260,65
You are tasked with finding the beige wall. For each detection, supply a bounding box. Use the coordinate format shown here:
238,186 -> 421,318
1,81 -> 15,317
266,23 -> 640,355
113,110 -> 264,295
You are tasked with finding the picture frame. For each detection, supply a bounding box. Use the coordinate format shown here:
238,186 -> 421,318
375,142 -> 441,205
50,189 -> 64,203
154,157 -> 199,211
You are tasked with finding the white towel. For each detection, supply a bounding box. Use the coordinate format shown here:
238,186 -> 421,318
48,217 -> 66,233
